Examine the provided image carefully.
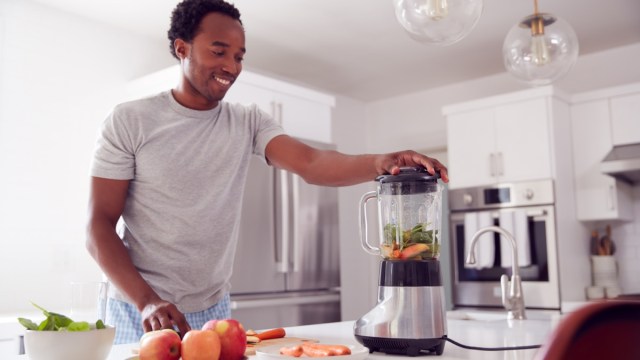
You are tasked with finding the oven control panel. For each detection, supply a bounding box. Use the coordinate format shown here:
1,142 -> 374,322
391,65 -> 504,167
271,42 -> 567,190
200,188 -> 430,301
449,179 -> 555,211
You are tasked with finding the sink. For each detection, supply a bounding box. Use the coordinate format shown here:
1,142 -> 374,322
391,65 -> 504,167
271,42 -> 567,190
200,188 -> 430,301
447,310 -> 507,321
447,309 -> 558,322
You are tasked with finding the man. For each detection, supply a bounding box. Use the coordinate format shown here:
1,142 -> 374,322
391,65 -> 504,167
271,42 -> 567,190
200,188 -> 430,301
87,0 -> 448,344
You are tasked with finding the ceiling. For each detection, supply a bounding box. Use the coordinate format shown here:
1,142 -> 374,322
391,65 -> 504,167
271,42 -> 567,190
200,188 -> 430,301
31,0 -> 640,101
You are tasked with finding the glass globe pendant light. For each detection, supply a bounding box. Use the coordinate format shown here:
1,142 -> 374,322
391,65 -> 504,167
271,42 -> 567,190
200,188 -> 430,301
392,0 -> 483,46
502,0 -> 579,86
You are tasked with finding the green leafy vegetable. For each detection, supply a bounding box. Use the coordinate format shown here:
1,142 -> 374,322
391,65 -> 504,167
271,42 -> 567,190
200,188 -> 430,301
382,222 -> 440,259
18,318 -> 38,331
17,302 -> 105,332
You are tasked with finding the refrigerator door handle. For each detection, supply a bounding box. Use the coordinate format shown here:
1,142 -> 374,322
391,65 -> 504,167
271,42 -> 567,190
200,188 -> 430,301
276,169 -> 290,273
230,293 -> 341,310
291,173 -> 302,273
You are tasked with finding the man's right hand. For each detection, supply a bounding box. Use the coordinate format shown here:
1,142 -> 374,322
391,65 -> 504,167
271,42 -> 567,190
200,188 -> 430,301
140,299 -> 191,336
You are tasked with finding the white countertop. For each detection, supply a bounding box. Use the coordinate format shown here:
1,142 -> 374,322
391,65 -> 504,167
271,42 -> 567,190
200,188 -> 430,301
10,310 -> 559,360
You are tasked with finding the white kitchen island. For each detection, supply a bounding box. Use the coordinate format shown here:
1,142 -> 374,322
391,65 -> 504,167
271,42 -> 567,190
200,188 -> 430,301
10,310 -> 558,360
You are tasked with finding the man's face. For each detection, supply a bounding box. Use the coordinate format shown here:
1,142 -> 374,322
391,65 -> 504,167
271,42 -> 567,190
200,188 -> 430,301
176,12 -> 245,108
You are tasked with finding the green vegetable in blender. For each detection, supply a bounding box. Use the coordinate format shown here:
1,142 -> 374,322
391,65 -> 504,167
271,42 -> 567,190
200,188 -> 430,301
17,302 -> 105,332
383,223 -> 439,260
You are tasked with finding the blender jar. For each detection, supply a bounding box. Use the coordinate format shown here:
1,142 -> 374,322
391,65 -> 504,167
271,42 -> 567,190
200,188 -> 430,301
359,167 -> 443,260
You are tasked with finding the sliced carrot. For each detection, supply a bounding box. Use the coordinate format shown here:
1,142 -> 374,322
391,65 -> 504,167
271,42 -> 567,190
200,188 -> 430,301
301,343 -> 352,356
280,345 -> 303,357
399,243 -> 429,259
256,327 -> 286,340
301,343 -> 332,357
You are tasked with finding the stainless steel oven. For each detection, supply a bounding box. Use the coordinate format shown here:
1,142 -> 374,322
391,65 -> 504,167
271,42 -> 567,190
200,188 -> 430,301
449,179 -> 560,310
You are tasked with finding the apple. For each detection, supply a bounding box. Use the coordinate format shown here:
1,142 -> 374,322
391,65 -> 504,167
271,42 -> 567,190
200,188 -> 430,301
181,329 -> 221,360
201,319 -> 247,360
139,329 -> 181,360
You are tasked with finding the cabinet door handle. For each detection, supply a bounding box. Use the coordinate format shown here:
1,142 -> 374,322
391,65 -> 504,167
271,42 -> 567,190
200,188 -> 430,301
277,102 -> 284,126
608,185 -> 615,210
497,152 -> 504,177
490,153 -> 496,177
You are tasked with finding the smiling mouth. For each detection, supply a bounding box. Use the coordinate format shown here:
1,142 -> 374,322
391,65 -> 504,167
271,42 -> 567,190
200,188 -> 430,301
214,75 -> 232,87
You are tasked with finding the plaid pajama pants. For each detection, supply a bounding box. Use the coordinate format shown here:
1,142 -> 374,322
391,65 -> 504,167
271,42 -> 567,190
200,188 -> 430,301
106,293 -> 231,344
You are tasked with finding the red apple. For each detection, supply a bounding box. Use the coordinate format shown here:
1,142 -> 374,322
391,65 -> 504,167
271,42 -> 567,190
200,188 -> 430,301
181,329 -> 221,360
139,329 -> 181,360
201,319 -> 247,360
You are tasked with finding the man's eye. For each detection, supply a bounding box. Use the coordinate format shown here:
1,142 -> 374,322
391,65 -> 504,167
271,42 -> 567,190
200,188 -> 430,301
212,50 -> 224,56
236,56 -> 244,63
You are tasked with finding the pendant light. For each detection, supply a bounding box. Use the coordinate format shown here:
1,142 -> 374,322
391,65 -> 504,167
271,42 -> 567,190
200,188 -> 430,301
392,0 -> 484,46
502,0 -> 579,86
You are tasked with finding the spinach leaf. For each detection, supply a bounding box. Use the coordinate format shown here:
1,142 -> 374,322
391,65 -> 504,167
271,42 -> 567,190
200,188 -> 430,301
17,302 -> 95,332
17,318 -> 38,331
67,321 -> 91,332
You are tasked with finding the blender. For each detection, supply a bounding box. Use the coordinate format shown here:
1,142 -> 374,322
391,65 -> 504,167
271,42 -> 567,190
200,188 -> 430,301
354,166 -> 446,356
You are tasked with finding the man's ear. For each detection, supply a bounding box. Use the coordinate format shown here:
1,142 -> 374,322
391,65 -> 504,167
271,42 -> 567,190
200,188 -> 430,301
174,39 -> 188,60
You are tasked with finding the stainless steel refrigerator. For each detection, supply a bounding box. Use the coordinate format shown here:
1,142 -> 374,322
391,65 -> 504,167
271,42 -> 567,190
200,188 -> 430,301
229,139 -> 341,330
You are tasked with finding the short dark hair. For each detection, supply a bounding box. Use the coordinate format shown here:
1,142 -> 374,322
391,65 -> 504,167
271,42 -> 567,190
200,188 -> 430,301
168,0 -> 242,60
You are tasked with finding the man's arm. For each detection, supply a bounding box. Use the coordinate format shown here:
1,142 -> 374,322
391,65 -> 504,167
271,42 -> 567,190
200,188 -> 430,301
85,177 -> 190,335
264,135 -> 449,186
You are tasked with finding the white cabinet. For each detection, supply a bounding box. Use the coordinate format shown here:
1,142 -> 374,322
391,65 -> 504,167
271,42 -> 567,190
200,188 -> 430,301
570,85 -> 638,221
126,66 -> 335,143
610,92 -> 640,146
444,88 -> 559,189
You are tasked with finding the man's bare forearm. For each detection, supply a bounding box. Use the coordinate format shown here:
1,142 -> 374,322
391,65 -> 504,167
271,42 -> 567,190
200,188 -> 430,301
86,218 -> 160,312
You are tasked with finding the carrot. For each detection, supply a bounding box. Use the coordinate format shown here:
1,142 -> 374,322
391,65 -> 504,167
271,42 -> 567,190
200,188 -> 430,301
399,243 -> 429,259
280,345 -> 303,357
301,343 -> 352,357
328,345 -> 351,355
302,343 -> 332,357
256,327 -> 286,340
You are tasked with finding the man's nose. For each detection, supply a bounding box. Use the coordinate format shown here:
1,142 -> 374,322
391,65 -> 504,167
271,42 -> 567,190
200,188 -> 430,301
221,58 -> 240,75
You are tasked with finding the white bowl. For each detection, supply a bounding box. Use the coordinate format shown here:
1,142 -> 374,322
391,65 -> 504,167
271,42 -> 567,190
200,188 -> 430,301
24,326 -> 115,360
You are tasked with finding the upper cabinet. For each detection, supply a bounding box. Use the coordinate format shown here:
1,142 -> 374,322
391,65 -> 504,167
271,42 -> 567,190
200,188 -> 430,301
570,83 -> 639,221
610,92 -> 640,146
443,87 -> 568,190
125,66 -> 335,143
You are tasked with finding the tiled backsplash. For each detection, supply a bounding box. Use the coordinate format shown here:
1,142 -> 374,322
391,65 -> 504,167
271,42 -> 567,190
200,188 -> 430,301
611,186 -> 640,294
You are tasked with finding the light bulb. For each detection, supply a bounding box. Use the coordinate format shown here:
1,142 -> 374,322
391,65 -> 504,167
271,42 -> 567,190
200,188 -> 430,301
393,0 -> 483,46
503,13 -> 579,86
530,34 -> 550,66
423,0 -> 448,20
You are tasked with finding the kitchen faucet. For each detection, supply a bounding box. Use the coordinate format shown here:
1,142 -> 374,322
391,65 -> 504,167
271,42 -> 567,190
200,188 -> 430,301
465,226 -> 526,320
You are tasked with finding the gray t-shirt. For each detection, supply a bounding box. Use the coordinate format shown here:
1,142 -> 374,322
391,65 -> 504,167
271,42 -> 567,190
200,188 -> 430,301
91,90 -> 285,312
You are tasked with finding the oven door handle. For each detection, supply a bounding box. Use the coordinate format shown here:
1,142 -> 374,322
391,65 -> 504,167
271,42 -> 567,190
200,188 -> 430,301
526,209 -> 547,218
489,209 -> 547,219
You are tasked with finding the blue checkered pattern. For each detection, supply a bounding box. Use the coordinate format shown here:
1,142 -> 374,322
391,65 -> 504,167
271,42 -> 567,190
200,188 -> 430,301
106,293 -> 231,344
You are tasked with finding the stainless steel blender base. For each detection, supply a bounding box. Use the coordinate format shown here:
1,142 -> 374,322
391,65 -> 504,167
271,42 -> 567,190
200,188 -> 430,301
354,286 -> 447,356
355,335 -> 445,356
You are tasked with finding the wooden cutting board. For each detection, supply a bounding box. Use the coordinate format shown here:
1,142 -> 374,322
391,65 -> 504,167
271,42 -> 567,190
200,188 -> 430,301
245,337 -> 318,356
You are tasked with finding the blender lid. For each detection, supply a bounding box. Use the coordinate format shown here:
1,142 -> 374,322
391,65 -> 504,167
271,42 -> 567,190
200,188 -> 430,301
376,166 -> 441,183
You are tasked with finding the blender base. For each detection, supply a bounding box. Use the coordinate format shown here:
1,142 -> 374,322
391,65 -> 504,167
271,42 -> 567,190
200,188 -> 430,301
355,335 -> 445,356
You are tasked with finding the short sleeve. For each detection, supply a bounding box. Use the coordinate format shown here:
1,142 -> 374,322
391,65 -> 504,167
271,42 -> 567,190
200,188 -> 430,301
90,109 -> 136,180
251,105 -> 286,161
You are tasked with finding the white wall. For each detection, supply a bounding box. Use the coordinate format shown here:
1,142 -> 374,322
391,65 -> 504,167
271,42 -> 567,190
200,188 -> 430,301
603,187 -> 640,294
0,0 -> 173,316
332,96 -> 380,321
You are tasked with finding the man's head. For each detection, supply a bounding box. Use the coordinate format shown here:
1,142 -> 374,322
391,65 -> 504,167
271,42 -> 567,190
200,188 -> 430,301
168,0 -> 242,60
168,0 -> 245,109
